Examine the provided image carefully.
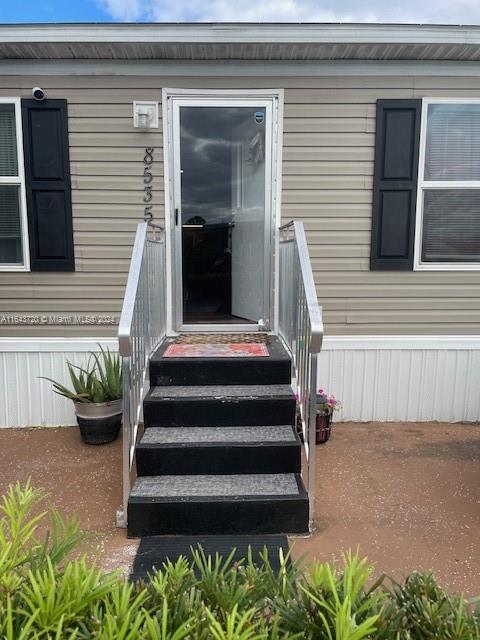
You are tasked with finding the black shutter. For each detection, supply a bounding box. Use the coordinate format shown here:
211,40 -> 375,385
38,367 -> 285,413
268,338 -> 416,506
370,99 -> 422,270
21,99 -> 74,272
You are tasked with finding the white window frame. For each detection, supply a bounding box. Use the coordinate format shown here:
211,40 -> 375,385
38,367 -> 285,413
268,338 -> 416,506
414,97 -> 480,271
0,97 -> 29,272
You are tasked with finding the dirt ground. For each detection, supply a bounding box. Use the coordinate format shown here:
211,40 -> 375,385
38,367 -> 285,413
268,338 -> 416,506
0,422 -> 479,595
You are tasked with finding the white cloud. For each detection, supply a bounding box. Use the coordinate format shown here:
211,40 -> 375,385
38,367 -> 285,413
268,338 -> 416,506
100,0 -> 143,21
97,0 -> 480,24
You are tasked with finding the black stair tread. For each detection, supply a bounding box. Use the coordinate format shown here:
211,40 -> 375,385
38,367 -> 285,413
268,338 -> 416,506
130,473 -> 302,499
148,383 -> 294,400
139,425 -> 298,446
130,534 -> 290,580
128,475 -> 309,536
149,336 -> 291,387
152,335 -> 290,363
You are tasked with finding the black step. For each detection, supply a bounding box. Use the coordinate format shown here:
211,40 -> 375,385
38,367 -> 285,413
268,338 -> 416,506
149,337 -> 291,386
143,384 -> 295,427
127,473 -> 309,537
136,425 -> 301,476
130,534 -> 290,580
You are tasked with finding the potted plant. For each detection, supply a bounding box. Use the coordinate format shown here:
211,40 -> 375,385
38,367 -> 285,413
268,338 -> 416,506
315,389 -> 340,444
42,346 -> 123,445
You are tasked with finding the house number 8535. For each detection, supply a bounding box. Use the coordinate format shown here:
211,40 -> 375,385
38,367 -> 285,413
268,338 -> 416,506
143,147 -> 154,220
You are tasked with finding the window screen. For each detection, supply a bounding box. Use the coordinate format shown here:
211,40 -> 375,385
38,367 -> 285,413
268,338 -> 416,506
0,102 -> 24,266
0,104 -> 18,177
422,189 -> 480,262
420,102 -> 480,264
0,185 -> 22,263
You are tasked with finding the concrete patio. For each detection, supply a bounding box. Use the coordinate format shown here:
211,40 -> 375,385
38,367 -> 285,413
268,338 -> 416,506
0,422 -> 478,595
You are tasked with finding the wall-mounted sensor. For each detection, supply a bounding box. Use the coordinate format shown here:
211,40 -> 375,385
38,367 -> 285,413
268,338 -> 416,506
32,87 -> 46,101
133,101 -> 159,129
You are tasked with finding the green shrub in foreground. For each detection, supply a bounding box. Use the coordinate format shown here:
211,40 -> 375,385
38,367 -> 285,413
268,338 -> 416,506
0,481 -> 478,639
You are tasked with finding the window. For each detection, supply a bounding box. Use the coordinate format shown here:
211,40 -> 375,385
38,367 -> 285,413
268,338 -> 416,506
0,98 -> 29,270
415,99 -> 480,270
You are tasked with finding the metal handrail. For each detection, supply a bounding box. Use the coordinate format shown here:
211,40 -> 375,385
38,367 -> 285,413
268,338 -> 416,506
278,220 -> 323,527
116,221 -> 166,527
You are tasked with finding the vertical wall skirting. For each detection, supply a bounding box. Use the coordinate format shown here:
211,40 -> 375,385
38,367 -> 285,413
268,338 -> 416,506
1,336 -> 479,427
0,339 -> 117,428
318,336 -> 480,422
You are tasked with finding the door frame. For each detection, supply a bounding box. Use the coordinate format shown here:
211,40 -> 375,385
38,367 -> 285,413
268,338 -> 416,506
162,88 -> 284,334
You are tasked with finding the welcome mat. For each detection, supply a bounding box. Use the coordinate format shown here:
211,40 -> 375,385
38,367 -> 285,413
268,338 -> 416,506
130,535 -> 290,581
164,343 -> 269,358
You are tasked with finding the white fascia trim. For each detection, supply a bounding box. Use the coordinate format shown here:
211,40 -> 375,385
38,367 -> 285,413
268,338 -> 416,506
0,337 -> 118,352
5,59 -> 480,77
2,23 -> 480,45
322,335 -> 480,350
1,335 -> 478,352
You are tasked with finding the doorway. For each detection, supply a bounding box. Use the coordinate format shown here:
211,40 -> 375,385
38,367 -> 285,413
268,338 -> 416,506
164,90 -> 282,332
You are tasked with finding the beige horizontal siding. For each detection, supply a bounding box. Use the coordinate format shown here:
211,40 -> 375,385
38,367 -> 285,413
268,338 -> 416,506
0,73 -> 480,337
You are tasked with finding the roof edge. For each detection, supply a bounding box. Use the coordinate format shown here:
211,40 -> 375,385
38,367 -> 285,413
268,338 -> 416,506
1,22 -> 480,45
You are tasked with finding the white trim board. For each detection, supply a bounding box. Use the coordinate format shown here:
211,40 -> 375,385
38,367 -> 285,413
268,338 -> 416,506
0,338 -> 118,352
322,335 -> 480,350
6,59 -> 480,77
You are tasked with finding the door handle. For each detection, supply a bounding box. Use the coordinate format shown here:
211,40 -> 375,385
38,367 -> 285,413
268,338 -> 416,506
175,208 -> 179,225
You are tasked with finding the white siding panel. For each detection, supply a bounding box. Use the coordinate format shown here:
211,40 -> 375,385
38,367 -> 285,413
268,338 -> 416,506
0,339 -> 117,427
318,336 -> 480,422
0,336 -> 478,427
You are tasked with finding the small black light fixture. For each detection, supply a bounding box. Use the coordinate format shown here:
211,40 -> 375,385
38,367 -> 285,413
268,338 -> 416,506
32,87 -> 46,101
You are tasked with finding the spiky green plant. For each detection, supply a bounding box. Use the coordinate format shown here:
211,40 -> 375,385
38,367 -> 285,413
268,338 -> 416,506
1,480 -> 479,640
376,571 -> 480,640
91,345 -> 123,402
41,345 -> 122,403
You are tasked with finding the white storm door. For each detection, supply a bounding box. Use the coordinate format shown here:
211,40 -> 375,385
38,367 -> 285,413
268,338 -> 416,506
231,105 -> 271,322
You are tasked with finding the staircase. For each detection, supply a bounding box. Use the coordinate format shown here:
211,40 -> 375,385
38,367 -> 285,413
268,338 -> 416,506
127,336 -> 309,537
118,220 -> 322,537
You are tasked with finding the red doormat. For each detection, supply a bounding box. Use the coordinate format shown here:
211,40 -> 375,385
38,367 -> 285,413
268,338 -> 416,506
163,343 -> 269,358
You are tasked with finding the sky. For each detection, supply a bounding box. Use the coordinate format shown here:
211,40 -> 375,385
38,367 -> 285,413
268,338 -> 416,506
1,0 -> 480,25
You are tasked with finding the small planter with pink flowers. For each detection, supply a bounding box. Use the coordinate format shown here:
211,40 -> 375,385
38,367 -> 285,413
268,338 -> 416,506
294,389 -> 340,445
315,389 -> 340,444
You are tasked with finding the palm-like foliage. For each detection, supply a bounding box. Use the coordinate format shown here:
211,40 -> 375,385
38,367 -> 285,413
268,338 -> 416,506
41,345 -> 122,403
1,481 -> 479,639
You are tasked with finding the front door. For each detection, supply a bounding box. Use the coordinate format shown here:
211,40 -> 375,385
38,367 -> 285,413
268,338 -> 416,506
167,93 -> 279,331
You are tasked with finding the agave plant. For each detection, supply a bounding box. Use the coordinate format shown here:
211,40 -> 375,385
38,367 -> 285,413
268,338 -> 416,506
41,345 -> 122,404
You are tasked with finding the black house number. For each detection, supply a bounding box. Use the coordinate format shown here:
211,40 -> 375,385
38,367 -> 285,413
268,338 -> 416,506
143,147 -> 154,220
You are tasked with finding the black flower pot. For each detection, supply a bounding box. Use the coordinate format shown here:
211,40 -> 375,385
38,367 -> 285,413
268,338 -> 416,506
316,412 -> 332,445
74,400 -> 122,445
76,414 -> 122,445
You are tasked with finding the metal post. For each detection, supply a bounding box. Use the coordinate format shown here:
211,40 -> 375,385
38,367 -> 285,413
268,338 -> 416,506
117,221 -> 166,529
308,352 -> 318,530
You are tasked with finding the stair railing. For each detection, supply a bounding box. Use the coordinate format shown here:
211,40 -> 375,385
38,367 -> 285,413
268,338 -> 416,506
278,220 -> 323,527
117,221 -> 166,527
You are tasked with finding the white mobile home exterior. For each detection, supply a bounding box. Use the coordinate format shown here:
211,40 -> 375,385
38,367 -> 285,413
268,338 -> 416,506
0,24 -> 479,425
